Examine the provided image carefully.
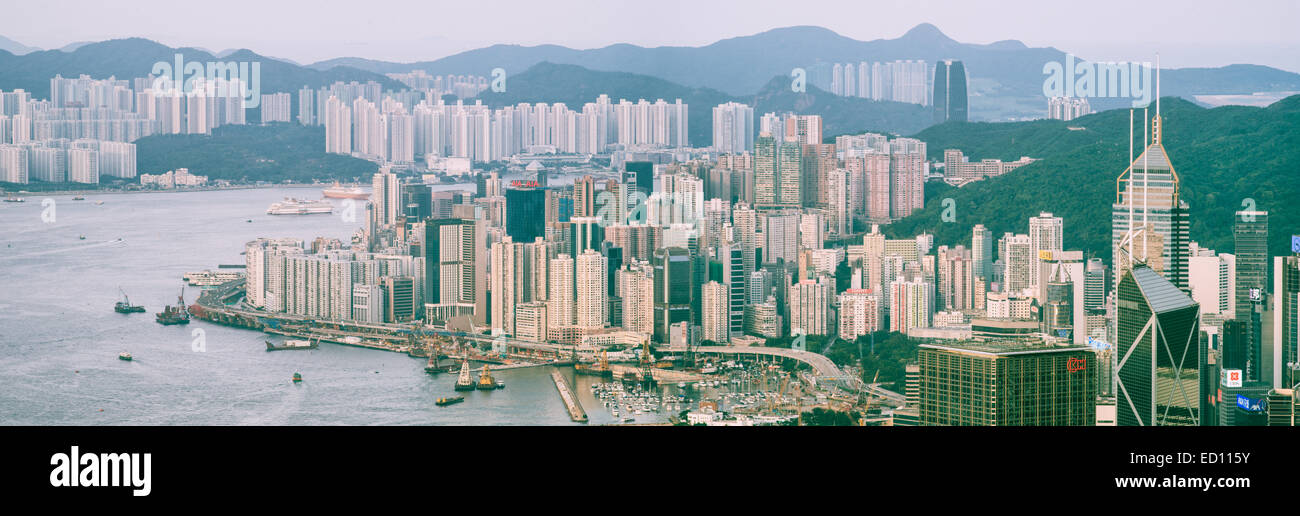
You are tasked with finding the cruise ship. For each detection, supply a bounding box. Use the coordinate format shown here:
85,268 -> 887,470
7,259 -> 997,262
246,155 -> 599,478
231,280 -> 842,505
266,198 -> 333,215
322,182 -> 371,199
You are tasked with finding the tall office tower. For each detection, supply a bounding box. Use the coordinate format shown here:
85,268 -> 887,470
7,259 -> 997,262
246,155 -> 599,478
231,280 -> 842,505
931,60 -> 968,124
839,289 -> 880,341
370,168 -> 400,230
1084,258 -> 1109,311
717,243 -> 747,336
653,247 -> 693,343
490,237 -> 525,335
825,168 -> 851,236
624,161 -> 653,196
617,264 -> 655,336
784,115 -> 822,145
801,143 -> 836,208
547,253 -> 575,328
919,341 -> 1096,426
1112,113 -> 1190,292
788,276 -> 833,336
764,211 -> 799,265
1189,252 -> 1235,318
1003,234 -> 1033,295
572,175 -> 596,217
1028,212 -> 1064,290
381,276 -> 417,323
1115,265 -> 1201,426
972,224 -> 993,285
260,92 -> 292,123
575,249 -> 608,328
298,86 -> 314,125
505,186 -> 545,244
570,216 -> 604,257
890,276 -> 934,335
889,140 -> 925,219
1042,264 -> 1076,340
1233,210 -> 1268,383
712,102 -> 754,154
938,245 -> 974,311
731,203 -> 760,272
423,216 -> 486,323
1275,255 -> 1300,389
701,281 -> 730,343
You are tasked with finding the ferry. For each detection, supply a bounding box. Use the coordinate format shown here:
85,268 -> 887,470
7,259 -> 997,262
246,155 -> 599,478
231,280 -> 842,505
266,198 -> 333,215
436,396 -> 465,407
266,338 -> 318,351
118,352 -> 132,361
184,270 -> 245,287
321,182 -> 371,200
2,197 -> 23,203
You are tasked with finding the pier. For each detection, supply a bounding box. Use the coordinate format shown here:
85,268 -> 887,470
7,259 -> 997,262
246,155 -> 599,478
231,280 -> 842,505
551,368 -> 587,423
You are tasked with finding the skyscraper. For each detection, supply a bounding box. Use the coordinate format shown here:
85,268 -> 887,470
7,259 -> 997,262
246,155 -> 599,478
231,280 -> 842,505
1112,113 -> 1190,292
1115,265 -> 1201,426
931,60 -> 968,124
712,102 -> 754,154
1028,212 -> 1063,291
653,247 -> 692,343
575,249 -> 608,328
505,186 -> 545,244
1233,210 -> 1268,383
919,341 -> 1096,426
972,224 -> 993,285
701,281 -> 730,343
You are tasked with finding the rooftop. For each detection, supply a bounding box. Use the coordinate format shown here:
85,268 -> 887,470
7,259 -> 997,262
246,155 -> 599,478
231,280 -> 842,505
920,340 -> 1087,357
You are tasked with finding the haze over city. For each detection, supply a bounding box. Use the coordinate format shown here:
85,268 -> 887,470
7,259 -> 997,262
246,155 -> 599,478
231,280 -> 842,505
2,0 -> 1298,72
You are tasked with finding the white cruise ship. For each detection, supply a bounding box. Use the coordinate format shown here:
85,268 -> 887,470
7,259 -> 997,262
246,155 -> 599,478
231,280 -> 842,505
266,198 -> 333,215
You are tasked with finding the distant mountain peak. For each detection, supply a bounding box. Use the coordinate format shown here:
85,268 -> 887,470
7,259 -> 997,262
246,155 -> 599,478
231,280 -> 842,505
900,23 -> 954,43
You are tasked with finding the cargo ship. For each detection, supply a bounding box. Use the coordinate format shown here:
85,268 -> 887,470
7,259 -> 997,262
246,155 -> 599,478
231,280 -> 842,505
114,288 -> 145,314
453,360 -> 476,391
322,182 -> 371,200
155,289 -> 191,325
435,396 -> 465,407
266,198 -> 333,215
477,364 -> 501,390
266,338 -> 318,351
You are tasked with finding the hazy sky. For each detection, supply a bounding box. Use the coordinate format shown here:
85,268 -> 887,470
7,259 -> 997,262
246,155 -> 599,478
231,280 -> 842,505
3,0 -> 1298,71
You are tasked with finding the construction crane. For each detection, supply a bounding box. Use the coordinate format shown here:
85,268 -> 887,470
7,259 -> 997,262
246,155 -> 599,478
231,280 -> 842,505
858,370 -> 879,426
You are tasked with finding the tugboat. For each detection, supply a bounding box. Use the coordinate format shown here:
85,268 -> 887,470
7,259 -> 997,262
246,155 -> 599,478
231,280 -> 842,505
292,372 -> 303,383
114,288 -> 146,314
453,360 -> 476,391
477,364 -> 501,390
436,396 -> 465,407
155,288 -> 191,325
118,352 -> 132,361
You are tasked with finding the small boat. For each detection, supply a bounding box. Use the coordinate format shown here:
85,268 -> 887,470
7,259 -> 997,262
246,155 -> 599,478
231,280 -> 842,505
78,235 -> 86,240
2,197 -> 23,203
72,196 -> 85,201
94,201 -> 104,205
436,396 -> 465,407
292,372 -> 302,383
114,288 -> 145,314
118,352 -> 132,361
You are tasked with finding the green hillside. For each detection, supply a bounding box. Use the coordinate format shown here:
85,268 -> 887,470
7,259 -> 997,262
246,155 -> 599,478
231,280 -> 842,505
887,95 -> 1300,261
134,124 -> 378,183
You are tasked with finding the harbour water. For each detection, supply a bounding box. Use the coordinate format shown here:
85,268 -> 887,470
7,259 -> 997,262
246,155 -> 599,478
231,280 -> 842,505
0,185 -> 669,425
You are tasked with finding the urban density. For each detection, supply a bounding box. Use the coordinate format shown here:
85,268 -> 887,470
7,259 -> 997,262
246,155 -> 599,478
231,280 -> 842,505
2,3 -> 1298,433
